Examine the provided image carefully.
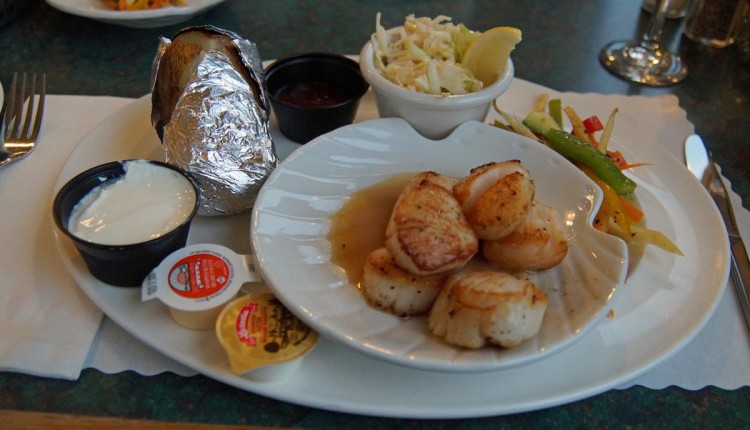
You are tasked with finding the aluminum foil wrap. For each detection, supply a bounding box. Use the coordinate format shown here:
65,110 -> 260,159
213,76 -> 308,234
151,26 -> 277,216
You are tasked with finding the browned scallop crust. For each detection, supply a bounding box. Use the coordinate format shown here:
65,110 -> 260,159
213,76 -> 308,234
385,172 -> 478,276
468,171 -> 534,239
361,247 -> 448,317
483,201 -> 568,271
453,161 -> 535,240
428,270 -> 548,349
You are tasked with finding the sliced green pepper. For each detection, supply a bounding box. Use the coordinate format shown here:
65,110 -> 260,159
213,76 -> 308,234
548,98 -> 563,128
544,128 -> 637,195
523,111 -> 637,195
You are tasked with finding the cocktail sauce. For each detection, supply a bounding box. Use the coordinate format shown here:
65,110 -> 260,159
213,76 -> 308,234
276,81 -> 348,107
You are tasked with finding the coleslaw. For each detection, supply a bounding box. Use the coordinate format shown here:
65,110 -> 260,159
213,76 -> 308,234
371,13 -> 483,95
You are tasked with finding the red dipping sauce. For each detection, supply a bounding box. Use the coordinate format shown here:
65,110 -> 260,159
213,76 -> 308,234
276,81 -> 348,107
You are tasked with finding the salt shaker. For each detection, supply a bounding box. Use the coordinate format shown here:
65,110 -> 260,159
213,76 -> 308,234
684,0 -> 749,47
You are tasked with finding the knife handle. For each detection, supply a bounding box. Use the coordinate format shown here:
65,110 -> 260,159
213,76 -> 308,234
730,239 -> 750,331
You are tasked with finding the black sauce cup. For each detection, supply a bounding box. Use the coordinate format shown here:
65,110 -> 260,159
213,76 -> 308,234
265,53 -> 369,143
53,160 -> 199,287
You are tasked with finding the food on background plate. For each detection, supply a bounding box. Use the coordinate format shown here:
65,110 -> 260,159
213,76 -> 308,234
344,160 -> 566,348
370,13 -> 521,95
103,0 -> 184,10
151,26 -> 277,216
492,95 -> 683,255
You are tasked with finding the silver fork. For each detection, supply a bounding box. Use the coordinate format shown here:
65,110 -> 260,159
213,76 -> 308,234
1,73 -> 46,168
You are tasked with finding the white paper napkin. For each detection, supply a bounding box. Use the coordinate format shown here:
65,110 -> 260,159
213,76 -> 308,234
0,95 -> 132,380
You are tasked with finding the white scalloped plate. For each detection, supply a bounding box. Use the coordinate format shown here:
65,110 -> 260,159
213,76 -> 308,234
251,118 -> 628,372
45,0 -> 225,28
53,78 -> 729,418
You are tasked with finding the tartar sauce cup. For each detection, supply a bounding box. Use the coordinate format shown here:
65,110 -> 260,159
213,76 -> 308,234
53,160 -> 199,287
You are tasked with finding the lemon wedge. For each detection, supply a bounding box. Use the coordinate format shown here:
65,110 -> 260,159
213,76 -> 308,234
462,27 -> 522,87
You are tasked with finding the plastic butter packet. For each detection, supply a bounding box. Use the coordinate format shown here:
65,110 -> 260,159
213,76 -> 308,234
142,243 -> 261,329
216,293 -> 319,382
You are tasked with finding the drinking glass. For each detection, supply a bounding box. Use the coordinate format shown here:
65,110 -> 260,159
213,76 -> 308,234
599,0 -> 687,86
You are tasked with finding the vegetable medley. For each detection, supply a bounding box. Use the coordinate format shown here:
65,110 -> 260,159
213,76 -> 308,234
492,94 -> 683,256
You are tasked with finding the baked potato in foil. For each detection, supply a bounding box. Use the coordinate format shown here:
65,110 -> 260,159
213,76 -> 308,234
151,26 -> 277,216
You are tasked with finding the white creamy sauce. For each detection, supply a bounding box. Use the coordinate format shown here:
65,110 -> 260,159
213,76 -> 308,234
68,160 -> 196,245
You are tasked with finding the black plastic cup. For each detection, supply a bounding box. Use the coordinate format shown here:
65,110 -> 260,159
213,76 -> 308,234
265,53 -> 369,143
53,160 -> 199,287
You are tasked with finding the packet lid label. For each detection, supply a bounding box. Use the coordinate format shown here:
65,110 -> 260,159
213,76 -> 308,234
142,243 -> 260,311
168,252 -> 233,299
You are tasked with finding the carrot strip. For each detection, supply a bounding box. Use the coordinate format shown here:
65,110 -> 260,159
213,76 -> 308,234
619,196 -> 644,223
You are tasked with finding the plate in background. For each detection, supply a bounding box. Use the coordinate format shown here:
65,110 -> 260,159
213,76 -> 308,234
45,0 -> 226,28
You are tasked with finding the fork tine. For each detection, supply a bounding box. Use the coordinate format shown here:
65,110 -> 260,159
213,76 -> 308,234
3,73 -> 17,139
20,74 -> 37,139
9,73 -> 27,140
29,74 -> 46,141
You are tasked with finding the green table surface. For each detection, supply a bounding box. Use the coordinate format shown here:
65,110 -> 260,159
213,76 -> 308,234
1,0 -> 749,427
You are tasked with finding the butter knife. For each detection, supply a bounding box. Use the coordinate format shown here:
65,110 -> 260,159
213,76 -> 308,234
685,134 -> 750,331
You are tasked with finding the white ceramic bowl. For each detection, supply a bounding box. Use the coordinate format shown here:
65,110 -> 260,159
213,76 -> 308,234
359,35 -> 514,140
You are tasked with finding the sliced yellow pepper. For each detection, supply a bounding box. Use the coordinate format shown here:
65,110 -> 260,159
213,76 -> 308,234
563,106 -> 592,145
581,165 -> 631,240
627,224 -> 684,256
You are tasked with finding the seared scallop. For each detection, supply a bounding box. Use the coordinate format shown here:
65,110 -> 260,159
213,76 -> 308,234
483,201 -> 568,271
385,172 -> 478,276
428,270 -> 548,349
453,160 -> 535,240
361,247 -> 448,317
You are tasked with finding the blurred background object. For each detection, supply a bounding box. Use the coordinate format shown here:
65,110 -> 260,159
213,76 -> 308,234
684,0 -> 748,47
643,0 -> 691,18
600,0 -> 687,86
0,0 -> 30,28
735,1 -> 750,56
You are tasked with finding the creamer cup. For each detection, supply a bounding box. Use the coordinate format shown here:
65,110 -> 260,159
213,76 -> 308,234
142,244 -> 261,329
216,293 -> 319,382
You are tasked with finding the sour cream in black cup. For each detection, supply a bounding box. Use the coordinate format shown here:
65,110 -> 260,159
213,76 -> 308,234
53,160 -> 199,287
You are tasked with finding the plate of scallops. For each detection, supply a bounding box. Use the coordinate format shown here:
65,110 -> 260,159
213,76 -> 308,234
251,117 -> 629,372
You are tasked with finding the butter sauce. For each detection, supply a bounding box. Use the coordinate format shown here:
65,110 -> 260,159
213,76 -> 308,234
68,160 -> 196,245
326,173 -> 413,288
